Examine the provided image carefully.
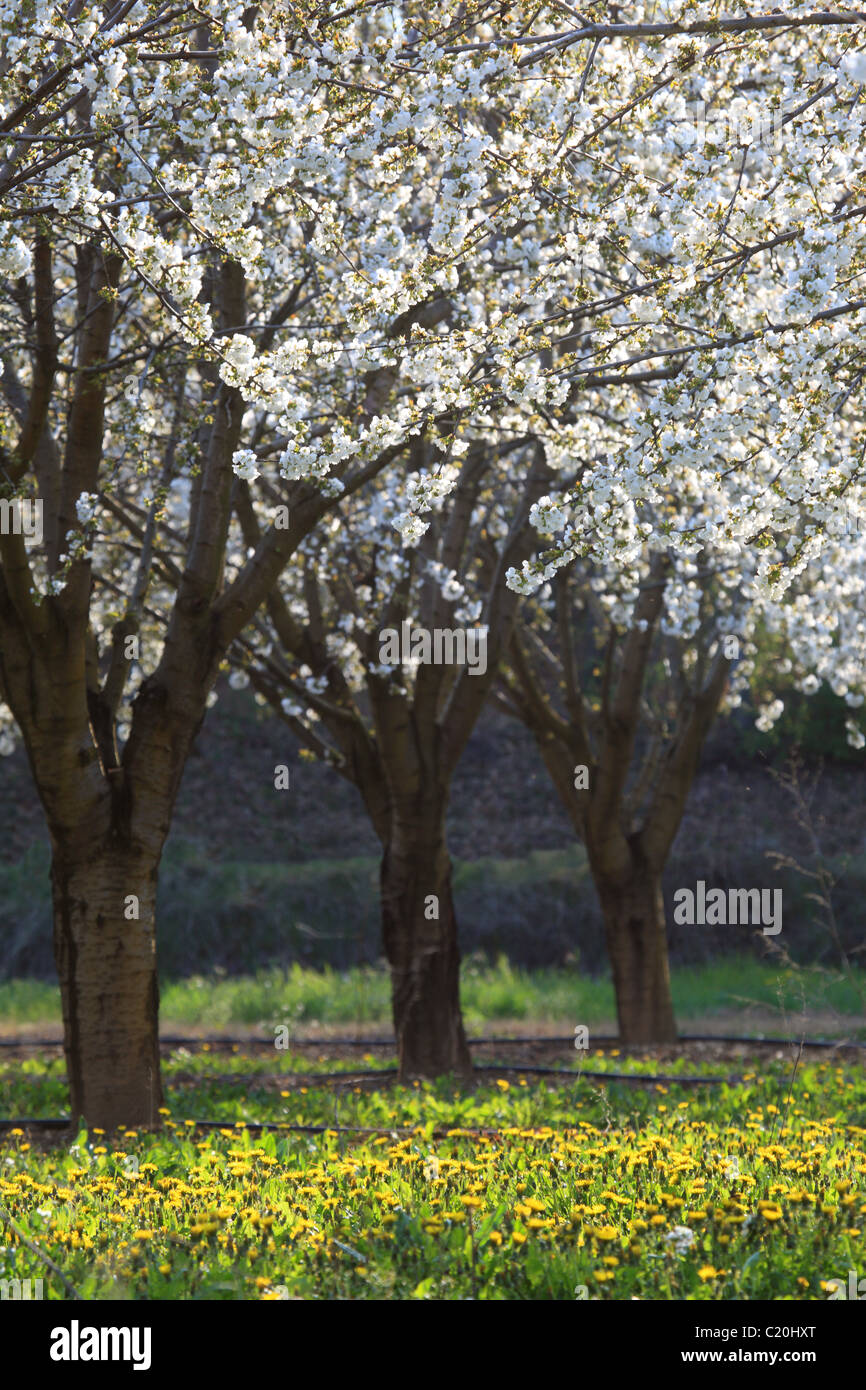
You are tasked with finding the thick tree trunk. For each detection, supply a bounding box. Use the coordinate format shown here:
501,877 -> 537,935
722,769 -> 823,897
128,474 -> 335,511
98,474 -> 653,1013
51,842 -> 164,1130
380,811 -> 472,1081
595,860 -> 677,1044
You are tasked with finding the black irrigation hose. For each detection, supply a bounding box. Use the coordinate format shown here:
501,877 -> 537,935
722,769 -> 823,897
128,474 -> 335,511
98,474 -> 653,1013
1,1117 -> 69,1130
473,1064 -> 740,1083
166,1063 -> 740,1085
0,1118 -> 498,1136
0,1065 -> 741,1134
1,1031 -> 864,1049
163,1032 -> 866,1050
4,1031 -> 856,1135
682,1033 -> 866,1050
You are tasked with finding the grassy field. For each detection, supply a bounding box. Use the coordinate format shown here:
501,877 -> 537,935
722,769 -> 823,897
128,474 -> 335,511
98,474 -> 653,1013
1,956 -> 864,1036
1,1048 -> 865,1300
4,957 -> 863,1301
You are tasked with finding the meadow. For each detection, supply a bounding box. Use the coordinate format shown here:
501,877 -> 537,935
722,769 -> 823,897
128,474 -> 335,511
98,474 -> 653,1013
2,955 -> 865,1034
2,1037 -> 865,1301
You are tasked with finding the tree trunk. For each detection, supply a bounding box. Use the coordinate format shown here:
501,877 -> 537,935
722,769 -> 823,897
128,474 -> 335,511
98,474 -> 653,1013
52,841 -> 164,1130
380,811 -> 472,1081
595,859 -> 677,1044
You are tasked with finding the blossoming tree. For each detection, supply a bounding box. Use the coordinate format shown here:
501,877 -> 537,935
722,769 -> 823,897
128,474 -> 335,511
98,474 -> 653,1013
4,0 -> 866,1118
497,7 -> 866,1039
0,0 -> 590,1122
229,436 -> 551,1078
501,544 -> 746,1041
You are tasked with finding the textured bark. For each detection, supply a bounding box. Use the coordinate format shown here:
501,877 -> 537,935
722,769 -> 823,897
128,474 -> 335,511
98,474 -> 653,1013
52,843 -> 164,1130
594,857 -> 677,1044
380,809 -> 471,1081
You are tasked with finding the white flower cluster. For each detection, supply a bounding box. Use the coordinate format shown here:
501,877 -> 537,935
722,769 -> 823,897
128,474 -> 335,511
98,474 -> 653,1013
3,0 -> 866,758
232,450 -> 260,483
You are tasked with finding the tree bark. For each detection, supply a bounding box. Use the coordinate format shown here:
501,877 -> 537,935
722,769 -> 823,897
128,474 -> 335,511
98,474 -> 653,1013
380,808 -> 471,1081
51,840 -> 164,1131
594,856 -> 677,1044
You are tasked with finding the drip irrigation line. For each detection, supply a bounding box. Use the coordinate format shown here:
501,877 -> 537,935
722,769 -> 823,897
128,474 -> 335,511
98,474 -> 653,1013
169,1063 -> 738,1084
0,1063 -> 737,1135
1,1032 -> 863,1050
0,1117 -> 496,1136
240,1067 -> 396,1081
1,1117 -> 69,1129
473,1063 -> 739,1083
171,1068 -> 398,1082
682,1033 -> 866,1050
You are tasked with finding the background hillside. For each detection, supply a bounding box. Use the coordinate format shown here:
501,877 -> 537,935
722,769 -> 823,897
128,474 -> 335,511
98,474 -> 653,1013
2,683 -> 864,982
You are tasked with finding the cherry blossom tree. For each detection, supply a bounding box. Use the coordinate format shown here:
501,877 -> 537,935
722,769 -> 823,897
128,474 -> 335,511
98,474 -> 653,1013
222,3 -> 866,1065
229,435 -> 550,1079
5,0 -> 866,1118
499,545 -> 740,1042
495,6 -> 866,1039
0,0 -> 587,1122
501,457 -> 866,1041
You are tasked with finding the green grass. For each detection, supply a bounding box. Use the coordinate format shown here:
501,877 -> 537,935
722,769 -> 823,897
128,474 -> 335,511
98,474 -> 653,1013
2,1050 -> 866,1300
2,956 -> 864,1035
